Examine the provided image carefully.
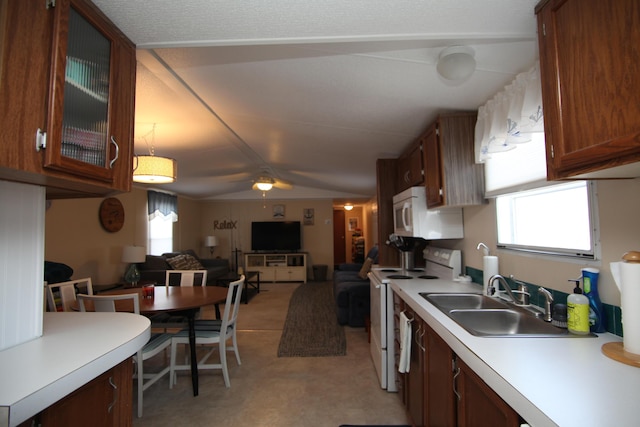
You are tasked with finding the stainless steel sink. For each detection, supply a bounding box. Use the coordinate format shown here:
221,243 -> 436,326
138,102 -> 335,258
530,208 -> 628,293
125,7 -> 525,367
420,293 -> 509,310
447,309 -> 568,337
419,292 -> 592,338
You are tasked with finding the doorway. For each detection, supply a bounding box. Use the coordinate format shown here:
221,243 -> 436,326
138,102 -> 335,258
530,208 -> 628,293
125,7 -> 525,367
333,209 -> 346,266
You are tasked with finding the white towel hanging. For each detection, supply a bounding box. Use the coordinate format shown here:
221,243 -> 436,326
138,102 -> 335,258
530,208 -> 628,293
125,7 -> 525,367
398,311 -> 412,373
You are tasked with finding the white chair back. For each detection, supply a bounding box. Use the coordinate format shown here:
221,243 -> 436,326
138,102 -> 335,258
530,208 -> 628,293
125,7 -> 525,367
77,293 -> 140,314
46,277 -> 93,312
166,270 -> 207,287
221,275 -> 244,333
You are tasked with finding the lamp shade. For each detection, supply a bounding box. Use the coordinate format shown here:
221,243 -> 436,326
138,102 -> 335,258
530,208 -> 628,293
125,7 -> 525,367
122,245 -> 146,263
133,155 -> 177,184
437,46 -> 476,81
205,236 -> 218,248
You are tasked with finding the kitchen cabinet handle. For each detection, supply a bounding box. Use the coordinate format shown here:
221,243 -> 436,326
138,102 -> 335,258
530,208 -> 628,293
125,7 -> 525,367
109,136 -> 119,169
108,375 -> 117,413
452,366 -> 461,401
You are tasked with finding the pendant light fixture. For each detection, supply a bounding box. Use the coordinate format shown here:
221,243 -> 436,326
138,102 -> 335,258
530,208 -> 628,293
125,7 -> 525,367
133,124 -> 177,184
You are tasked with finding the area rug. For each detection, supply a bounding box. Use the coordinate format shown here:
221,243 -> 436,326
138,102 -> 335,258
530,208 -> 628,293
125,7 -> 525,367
277,280 -> 346,357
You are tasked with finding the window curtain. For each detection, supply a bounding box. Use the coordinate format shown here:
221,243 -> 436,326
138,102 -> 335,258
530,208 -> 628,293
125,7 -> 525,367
475,62 -> 544,163
147,190 -> 178,222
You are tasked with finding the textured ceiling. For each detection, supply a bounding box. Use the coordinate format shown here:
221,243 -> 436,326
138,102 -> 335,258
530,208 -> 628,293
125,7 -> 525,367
92,0 -> 540,201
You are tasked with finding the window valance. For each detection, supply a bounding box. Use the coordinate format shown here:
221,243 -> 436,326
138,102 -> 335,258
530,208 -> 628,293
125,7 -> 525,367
147,190 -> 178,222
475,62 -> 544,163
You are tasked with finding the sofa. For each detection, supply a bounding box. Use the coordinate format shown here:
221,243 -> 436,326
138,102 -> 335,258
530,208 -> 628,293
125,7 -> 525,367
138,249 -> 230,286
333,246 -> 378,327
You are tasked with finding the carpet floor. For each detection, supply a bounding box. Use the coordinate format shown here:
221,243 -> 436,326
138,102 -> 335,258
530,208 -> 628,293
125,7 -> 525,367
278,280 -> 347,357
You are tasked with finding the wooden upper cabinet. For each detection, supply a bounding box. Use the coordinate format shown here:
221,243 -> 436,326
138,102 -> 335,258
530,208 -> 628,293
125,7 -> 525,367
0,0 -> 135,198
396,139 -> 424,192
423,113 -> 485,208
536,0 -> 640,180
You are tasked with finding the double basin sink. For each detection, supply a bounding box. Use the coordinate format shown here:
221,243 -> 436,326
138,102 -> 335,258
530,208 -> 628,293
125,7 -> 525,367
420,293 -> 572,338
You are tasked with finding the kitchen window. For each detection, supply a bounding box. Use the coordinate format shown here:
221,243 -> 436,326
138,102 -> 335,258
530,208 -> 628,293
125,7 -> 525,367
495,180 -> 599,259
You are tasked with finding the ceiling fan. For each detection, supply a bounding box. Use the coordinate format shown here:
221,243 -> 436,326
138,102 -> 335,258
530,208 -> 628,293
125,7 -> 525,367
251,168 -> 293,192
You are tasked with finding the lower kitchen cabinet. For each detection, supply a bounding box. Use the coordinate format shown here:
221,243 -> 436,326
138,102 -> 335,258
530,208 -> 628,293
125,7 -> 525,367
406,307 -> 425,427
22,358 -> 133,427
395,298 -> 521,427
456,358 -> 520,427
426,326 -> 456,426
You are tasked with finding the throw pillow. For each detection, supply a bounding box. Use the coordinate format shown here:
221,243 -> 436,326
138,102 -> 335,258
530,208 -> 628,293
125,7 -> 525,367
358,257 -> 373,280
166,254 -> 204,270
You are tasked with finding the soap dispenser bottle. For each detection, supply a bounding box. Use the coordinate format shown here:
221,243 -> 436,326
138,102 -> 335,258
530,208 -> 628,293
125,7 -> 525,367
582,267 -> 606,333
567,279 -> 590,335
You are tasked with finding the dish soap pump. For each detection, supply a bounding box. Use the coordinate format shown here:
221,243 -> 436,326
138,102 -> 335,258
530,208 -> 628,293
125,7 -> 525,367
582,267 -> 606,333
567,279 -> 590,335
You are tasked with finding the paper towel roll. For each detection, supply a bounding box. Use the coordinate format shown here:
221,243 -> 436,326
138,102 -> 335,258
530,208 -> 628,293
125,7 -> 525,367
611,257 -> 640,355
483,256 -> 499,296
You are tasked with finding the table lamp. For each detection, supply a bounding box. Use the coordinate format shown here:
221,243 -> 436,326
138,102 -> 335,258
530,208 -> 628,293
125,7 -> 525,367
122,245 -> 146,285
205,235 -> 218,257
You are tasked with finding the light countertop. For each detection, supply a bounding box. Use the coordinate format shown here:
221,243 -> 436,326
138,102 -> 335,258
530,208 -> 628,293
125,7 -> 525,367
0,312 -> 150,427
387,275 -> 638,427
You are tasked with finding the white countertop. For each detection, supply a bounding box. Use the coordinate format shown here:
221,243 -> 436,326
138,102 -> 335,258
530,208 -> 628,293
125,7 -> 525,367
0,312 -> 150,427
385,272 -> 638,427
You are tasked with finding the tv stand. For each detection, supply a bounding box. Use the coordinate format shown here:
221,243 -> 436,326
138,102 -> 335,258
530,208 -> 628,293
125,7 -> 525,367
245,253 -> 307,283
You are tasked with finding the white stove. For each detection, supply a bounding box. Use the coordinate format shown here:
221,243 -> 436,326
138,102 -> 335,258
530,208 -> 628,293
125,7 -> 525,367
368,246 -> 462,392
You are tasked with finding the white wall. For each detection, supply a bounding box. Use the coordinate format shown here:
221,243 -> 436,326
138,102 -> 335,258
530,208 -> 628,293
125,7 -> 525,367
0,181 -> 45,350
200,199 -> 334,276
446,179 -> 640,307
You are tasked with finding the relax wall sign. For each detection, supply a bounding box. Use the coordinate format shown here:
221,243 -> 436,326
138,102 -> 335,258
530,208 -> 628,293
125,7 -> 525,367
214,220 -> 237,230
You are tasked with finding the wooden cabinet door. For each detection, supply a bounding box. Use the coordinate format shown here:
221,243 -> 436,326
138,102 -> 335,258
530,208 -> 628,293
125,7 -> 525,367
44,0 -> 134,189
456,359 -> 520,427
397,140 -> 424,191
38,358 -> 133,427
426,325 -> 456,427
407,313 -> 426,427
0,0 -> 134,197
422,124 -> 444,207
536,0 -> 640,179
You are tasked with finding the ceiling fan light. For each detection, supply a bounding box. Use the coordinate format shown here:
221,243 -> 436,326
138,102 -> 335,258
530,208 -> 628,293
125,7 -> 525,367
437,46 -> 476,81
256,182 -> 273,191
133,155 -> 177,184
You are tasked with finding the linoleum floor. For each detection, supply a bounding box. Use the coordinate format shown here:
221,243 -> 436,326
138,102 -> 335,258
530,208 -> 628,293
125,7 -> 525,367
132,282 -> 409,427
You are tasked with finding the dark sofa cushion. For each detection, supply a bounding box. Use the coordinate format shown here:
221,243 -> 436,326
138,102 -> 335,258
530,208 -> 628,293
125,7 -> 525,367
141,255 -> 169,270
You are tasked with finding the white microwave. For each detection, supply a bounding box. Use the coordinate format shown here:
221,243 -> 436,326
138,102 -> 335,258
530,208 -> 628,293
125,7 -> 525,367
392,187 -> 464,240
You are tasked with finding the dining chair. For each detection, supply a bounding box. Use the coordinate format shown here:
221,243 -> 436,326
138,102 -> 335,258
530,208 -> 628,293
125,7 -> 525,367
165,270 -> 208,287
77,293 -> 173,418
169,275 -> 244,388
150,270 -> 210,331
46,277 -> 94,312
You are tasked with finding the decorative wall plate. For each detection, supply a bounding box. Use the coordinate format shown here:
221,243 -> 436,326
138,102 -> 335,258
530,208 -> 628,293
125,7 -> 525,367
99,197 -> 124,232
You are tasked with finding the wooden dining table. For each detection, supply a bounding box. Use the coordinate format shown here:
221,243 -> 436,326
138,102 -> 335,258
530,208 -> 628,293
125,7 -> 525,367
76,285 -> 228,397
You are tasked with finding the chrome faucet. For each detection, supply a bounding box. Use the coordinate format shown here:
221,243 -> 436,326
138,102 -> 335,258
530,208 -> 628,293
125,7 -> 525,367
487,274 -> 522,305
538,287 -> 554,322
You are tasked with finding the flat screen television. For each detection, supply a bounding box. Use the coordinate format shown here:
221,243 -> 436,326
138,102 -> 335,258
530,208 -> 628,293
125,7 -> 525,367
251,221 -> 301,252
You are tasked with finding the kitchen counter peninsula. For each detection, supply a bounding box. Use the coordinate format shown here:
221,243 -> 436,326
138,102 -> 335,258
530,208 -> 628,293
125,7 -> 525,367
0,312 -> 150,427
391,278 -> 637,427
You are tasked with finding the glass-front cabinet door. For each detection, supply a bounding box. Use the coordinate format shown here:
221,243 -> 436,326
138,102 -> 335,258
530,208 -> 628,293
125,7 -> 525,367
44,0 -> 129,184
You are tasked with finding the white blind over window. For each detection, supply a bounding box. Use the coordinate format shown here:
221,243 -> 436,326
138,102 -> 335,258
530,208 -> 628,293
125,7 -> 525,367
484,132 -> 548,197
